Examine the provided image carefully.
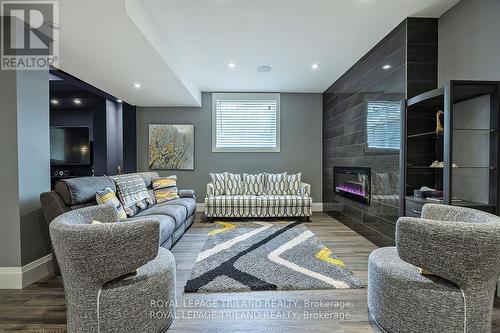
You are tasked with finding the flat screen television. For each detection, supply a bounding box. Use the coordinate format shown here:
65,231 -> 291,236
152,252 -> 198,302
50,126 -> 91,165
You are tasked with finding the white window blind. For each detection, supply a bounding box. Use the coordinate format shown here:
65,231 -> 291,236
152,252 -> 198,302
212,93 -> 280,152
366,100 -> 402,150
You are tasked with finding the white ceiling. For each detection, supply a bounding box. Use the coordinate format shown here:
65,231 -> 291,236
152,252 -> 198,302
58,0 -> 201,106
57,0 -> 460,106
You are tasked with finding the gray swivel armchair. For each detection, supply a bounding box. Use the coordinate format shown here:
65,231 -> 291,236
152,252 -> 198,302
368,203 -> 500,333
50,205 -> 176,333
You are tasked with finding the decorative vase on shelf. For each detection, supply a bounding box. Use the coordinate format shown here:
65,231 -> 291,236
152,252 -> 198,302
436,110 -> 444,134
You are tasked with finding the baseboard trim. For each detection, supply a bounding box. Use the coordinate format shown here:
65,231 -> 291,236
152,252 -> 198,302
196,203 -> 205,212
196,202 -> 324,213
312,203 -> 323,212
0,254 -> 53,289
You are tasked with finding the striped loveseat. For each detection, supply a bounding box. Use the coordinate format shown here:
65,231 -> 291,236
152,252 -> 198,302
204,172 -> 312,220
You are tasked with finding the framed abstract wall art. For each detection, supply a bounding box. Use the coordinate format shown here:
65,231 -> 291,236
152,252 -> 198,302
148,124 -> 194,170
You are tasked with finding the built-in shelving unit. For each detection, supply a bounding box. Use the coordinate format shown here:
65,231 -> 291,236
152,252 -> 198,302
400,80 -> 500,217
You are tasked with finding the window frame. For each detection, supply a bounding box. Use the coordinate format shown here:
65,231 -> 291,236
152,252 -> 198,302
365,100 -> 403,152
211,92 -> 281,153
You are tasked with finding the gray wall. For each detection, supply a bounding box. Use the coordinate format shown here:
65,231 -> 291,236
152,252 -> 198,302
0,70 -> 22,267
438,0 -> 500,84
0,69 -> 51,267
17,70 -> 51,265
137,92 -> 323,202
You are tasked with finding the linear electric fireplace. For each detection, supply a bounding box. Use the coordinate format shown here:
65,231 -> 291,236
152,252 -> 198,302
333,166 -> 371,205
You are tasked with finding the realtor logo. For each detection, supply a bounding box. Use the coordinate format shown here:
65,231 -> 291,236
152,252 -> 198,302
1,0 -> 59,70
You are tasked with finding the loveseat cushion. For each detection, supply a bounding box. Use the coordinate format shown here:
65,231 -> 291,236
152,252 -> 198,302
205,195 -> 260,217
210,172 -> 226,195
286,173 -> 302,195
259,195 -> 312,207
136,202 -> 188,229
224,172 -> 243,195
160,197 -> 196,217
264,172 -> 288,195
126,214 -> 176,245
56,176 -> 116,206
242,173 -> 265,195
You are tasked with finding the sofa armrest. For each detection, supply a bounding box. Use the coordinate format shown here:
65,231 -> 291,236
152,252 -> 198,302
40,191 -> 70,224
178,189 -> 195,199
50,206 -> 160,284
396,216 -> 500,289
300,183 -> 311,197
206,183 -> 215,197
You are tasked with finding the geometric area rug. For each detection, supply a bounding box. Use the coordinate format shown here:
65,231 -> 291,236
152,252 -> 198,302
184,221 -> 365,293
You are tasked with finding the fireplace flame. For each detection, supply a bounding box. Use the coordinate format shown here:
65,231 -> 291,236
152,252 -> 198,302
336,183 -> 366,197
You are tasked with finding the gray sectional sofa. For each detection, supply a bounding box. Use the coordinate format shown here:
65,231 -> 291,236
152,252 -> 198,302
40,172 -> 195,272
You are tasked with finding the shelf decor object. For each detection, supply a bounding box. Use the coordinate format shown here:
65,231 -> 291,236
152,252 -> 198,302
436,110 -> 444,134
401,80 -> 500,217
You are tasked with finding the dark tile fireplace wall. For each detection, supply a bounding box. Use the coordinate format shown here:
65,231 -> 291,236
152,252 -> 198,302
322,18 -> 438,245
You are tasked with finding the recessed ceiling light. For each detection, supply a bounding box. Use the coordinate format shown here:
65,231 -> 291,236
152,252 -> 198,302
50,99 -> 59,105
312,63 -> 320,70
116,99 -> 122,103
382,64 -> 391,70
134,83 -> 141,89
73,98 -> 82,105
227,62 -> 236,69
257,65 -> 272,73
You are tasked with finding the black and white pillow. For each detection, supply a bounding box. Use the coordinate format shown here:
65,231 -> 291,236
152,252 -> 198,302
225,172 -> 243,195
110,174 -> 153,217
242,173 -> 265,195
286,173 -> 302,195
265,172 -> 288,195
210,172 -> 226,195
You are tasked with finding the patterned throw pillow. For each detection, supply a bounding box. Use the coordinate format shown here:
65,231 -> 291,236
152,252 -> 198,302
265,172 -> 288,195
96,187 -> 127,220
111,174 -> 153,217
242,173 -> 265,195
152,176 -> 179,204
210,172 -> 226,195
287,173 -> 302,195
224,172 -> 243,195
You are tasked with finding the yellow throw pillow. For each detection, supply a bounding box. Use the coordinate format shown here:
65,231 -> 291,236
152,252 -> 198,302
96,188 -> 127,219
91,220 -> 102,224
152,176 -> 179,204
152,176 -> 177,190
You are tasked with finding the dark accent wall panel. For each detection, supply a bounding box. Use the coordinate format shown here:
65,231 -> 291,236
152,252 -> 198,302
323,18 -> 438,245
122,103 -> 137,173
406,18 -> 439,98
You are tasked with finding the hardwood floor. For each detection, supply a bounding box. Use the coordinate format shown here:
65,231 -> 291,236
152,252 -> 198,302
1,212 -> 499,332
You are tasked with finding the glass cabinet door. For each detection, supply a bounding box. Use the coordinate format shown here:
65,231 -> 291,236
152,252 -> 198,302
451,93 -> 492,207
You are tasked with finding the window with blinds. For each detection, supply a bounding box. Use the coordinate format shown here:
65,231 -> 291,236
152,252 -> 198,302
212,93 -> 280,152
366,100 -> 402,150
